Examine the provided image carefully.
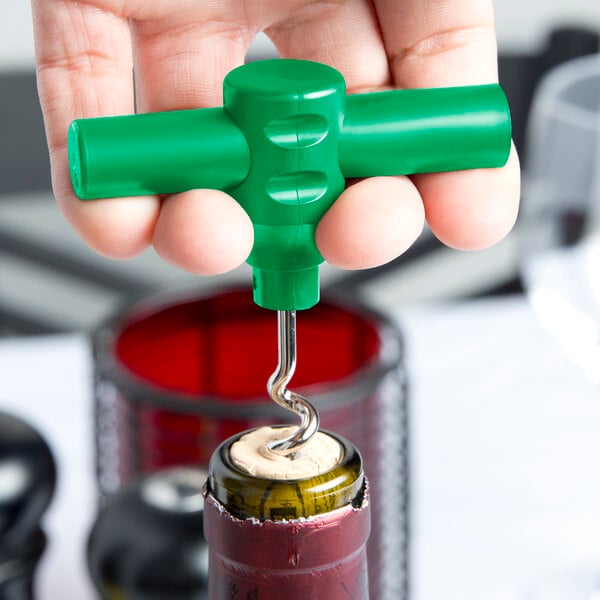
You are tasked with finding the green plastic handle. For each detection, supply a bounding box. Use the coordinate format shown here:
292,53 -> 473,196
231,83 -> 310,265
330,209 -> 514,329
68,58 -> 511,310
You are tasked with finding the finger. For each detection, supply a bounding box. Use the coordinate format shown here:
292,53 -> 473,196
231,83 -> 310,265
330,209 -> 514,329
153,189 -> 254,275
417,143 -> 520,250
265,0 -> 390,92
374,0 -> 498,88
130,10 -> 252,112
32,0 -> 159,258
316,177 -> 424,269
266,1 -> 417,271
374,0 -> 520,249
128,10 -> 255,273
33,1 -> 134,148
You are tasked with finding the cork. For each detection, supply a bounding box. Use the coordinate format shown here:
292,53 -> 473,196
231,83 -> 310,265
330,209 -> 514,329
229,426 -> 342,479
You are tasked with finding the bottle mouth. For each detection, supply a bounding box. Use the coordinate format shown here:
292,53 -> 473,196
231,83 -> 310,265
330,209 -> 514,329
207,426 -> 364,522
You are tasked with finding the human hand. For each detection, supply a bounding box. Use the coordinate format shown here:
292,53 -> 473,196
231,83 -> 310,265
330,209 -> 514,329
32,0 -> 520,274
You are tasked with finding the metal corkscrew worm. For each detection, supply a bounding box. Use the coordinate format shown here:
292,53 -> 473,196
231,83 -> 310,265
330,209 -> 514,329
267,311 -> 319,457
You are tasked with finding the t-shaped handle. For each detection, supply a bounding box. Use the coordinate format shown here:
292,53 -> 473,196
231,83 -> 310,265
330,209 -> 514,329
68,59 -> 511,310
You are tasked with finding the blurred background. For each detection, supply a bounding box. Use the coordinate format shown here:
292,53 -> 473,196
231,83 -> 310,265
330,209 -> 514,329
1,2 -> 600,600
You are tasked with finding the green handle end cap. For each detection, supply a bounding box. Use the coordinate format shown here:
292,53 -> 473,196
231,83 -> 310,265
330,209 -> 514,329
68,121 -> 86,199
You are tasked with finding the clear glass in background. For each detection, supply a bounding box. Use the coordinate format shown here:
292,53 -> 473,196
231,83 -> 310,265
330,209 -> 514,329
520,54 -> 600,598
522,54 -> 600,383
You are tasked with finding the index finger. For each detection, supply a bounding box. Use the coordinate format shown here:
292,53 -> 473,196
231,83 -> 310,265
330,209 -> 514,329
374,0 -> 520,250
32,0 -> 159,258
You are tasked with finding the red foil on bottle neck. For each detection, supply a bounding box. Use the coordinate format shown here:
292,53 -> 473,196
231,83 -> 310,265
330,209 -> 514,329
203,484 -> 371,600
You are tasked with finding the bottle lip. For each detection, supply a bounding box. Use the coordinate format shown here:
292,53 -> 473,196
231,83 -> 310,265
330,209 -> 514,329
207,427 -> 365,521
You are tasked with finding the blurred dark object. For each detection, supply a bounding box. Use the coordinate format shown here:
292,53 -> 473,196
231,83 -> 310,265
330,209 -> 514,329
499,26 -> 600,163
87,468 -> 208,600
0,411 -> 56,599
0,73 -> 50,195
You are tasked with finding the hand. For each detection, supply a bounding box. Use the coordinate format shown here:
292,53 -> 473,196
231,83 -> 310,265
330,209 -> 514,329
32,0 -> 520,274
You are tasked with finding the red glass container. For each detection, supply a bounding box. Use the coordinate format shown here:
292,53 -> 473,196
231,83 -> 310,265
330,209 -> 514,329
93,287 -> 408,600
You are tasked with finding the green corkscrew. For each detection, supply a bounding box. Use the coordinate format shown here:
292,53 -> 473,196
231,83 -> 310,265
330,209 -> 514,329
68,58 -> 511,311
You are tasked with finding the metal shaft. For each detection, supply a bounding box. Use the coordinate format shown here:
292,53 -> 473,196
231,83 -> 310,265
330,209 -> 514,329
267,311 -> 319,456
